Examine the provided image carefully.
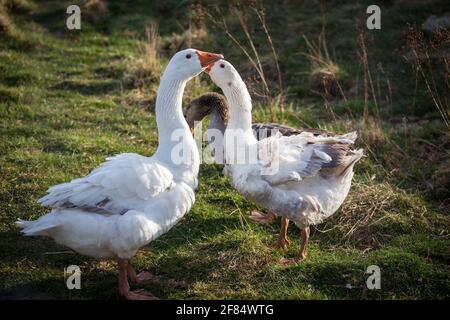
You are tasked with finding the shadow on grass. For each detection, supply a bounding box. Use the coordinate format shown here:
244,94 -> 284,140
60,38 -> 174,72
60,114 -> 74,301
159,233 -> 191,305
0,272 -> 118,300
0,214 -> 239,299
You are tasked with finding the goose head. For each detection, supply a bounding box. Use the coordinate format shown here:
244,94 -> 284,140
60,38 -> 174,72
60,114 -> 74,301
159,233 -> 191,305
206,59 -> 244,88
207,59 -> 252,117
184,92 -> 228,130
164,49 -> 224,80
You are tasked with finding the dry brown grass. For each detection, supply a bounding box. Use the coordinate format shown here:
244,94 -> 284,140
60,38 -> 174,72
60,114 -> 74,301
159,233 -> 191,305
353,119 -> 449,213
318,181 -> 429,249
123,22 -> 162,89
405,26 -> 450,129
81,0 -> 109,24
160,27 -> 208,54
0,4 -> 10,30
356,121 -> 387,151
301,14 -> 352,122
308,64 -> 348,98
159,4 -> 210,54
0,2 -> 14,37
140,23 -> 161,76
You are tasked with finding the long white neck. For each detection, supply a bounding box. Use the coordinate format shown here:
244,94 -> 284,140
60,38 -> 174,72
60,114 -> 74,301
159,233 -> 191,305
223,79 -> 256,141
222,78 -> 258,165
154,72 -> 199,173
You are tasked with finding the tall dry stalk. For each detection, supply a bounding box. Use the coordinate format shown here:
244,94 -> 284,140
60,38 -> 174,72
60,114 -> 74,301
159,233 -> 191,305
302,33 -> 351,120
357,32 -> 381,126
377,62 -> 393,113
406,26 -> 450,129
202,2 -> 284,121
252,6 -> 283,91
122,22 -> 161,90
233,7 -> 270,99
141,22 -> 161,75
301,4 -> 353,120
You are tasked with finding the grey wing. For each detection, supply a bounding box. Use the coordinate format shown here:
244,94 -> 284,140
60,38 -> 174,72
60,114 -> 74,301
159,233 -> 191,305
252,123 -> 332,140
259,132 -> 363,186
318,142 -> 364,177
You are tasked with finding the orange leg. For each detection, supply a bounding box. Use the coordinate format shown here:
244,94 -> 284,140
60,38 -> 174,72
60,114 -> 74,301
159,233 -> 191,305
281,227 -> 310,266
297,227 -> 310,261
127,263 -> 158,283
272,217 -> 290,249
118,259 -> 158,300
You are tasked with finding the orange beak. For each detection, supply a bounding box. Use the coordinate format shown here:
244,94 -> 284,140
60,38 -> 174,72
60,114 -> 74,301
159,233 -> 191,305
204,62 -> 214,74
196,50 -> 224,69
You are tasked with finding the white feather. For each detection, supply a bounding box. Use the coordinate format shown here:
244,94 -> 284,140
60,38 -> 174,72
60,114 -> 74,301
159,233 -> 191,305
218,62 -> 363,229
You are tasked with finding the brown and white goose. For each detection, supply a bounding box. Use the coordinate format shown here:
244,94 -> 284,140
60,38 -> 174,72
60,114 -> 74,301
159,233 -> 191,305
206,60 -> 363,264
184,92 -> 335,250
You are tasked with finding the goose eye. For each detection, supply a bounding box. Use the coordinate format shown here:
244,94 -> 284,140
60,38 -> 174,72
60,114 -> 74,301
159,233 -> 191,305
220,63 -> 225,68
186,54 -> 192,59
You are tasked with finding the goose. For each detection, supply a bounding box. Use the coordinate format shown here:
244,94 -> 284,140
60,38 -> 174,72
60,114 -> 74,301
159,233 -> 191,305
184,92 -> 332,248
16,49 -> 224,299
206,60 -> 363,265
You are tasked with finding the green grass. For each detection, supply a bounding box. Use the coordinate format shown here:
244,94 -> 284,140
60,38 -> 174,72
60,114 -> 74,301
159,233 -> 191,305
0,0 -> 449,299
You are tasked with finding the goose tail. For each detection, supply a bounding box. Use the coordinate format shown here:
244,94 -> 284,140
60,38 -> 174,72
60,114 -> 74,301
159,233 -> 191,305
335,131 -> 358,144
339,148 -> 364,177
16,215 -> 58,236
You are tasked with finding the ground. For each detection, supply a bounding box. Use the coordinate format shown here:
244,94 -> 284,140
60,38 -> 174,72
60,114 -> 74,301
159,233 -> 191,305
0,0 -> 449,299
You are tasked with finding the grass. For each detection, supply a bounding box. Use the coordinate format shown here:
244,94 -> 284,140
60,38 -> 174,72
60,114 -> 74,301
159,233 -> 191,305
0,0 -> 449,299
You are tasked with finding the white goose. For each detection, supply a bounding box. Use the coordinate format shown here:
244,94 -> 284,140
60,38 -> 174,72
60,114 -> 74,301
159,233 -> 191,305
207,60 -> 363,265
184,92 -> 334,248
17,49 -> 223,299
184,93 -> 332,232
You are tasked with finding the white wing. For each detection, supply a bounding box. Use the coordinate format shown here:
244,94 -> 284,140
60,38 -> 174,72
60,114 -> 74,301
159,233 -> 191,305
257,132 -> 356,186
38,153 -> 174,215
